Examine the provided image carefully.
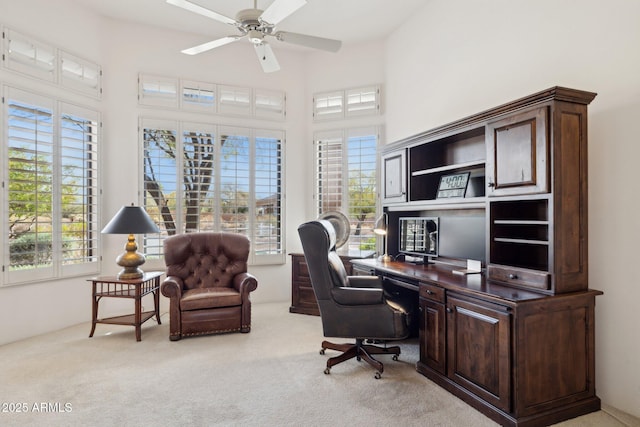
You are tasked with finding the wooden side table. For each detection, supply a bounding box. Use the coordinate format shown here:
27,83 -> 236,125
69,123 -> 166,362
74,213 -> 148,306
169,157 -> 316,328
88,271 -> 163,341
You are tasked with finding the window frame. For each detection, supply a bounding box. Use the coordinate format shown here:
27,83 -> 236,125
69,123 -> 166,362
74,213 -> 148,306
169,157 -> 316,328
140,118 -> 285,265
314,126 -> 380,254
2,85 -> 101,286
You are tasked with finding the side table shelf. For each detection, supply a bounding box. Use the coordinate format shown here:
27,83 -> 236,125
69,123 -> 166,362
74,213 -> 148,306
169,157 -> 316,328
88,271 -> 163,341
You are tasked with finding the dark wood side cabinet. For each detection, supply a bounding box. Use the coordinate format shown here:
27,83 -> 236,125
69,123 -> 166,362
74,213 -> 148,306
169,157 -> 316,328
289,251 -> 374,315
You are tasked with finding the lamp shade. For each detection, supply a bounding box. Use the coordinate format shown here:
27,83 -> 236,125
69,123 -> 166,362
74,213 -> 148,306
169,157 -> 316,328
373,213 -> 388,235
101,205 -> 160,234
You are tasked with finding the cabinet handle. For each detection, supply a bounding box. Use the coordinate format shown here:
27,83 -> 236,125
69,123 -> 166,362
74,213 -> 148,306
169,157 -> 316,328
426,289 -> 434,295
487,181 -> 495,188
509,273 -> 518,280
446,307 -> 453,313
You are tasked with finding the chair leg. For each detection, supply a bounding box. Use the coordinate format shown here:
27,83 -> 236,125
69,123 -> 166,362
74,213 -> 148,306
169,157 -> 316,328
320,339 -> 401,378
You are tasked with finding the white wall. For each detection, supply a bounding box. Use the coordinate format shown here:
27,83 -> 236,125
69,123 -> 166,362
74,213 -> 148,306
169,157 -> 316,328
384,0 -> 640,418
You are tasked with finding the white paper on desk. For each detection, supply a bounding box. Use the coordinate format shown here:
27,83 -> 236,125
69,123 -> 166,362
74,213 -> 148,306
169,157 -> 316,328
452,259 -> 482,275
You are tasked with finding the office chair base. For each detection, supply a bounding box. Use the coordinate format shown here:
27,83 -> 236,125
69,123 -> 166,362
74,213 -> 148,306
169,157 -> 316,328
320,338 -> 400,378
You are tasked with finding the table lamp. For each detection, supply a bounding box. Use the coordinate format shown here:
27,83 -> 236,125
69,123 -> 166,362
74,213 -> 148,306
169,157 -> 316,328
373,213 -> 391,263
101,204 -> 160,280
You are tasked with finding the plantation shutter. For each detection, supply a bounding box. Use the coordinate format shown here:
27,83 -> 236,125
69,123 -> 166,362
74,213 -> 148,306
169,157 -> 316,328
59,102 -> 100,275
346,127 -> 378,250
5,88 -> 55,282
141,118 -> 178,257
315,130 -> 345,214
4,29 -> 56,82
181,123 -> 217,232
254,130 -> 283,262
218,126 -> 251,235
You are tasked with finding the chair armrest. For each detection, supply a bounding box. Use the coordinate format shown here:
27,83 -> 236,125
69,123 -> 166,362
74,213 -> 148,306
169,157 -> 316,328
233,272 -> 258,296
348,275 -> 383,289
331,287 -> 383,305
161,276 -> 183,299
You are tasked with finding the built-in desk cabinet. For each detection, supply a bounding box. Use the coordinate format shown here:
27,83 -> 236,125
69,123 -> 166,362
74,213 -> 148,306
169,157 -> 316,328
377,87 -> 600,426
415,277 -> 601,427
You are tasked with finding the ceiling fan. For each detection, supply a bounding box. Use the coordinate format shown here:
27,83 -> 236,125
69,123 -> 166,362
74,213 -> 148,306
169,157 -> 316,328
166,0 -> 342,73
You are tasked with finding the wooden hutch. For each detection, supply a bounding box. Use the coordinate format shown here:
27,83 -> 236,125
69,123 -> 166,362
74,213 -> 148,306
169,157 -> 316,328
355,87 -> 601,426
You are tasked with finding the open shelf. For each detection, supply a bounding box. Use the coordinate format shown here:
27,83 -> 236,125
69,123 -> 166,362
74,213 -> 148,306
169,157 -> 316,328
408,127 -> 486,203
490,198 -> 550,272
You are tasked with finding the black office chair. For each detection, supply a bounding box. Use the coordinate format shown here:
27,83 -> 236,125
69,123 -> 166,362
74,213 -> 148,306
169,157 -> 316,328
298,220 -> 411,378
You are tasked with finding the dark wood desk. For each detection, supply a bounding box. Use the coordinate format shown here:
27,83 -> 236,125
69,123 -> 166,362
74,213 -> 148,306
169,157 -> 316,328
351,258 -> 602,427
88,271 -> 163,342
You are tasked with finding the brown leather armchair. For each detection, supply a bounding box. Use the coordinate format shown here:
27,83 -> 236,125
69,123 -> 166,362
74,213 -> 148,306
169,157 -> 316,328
298,220 -> 411,378
161,232 -> 258,341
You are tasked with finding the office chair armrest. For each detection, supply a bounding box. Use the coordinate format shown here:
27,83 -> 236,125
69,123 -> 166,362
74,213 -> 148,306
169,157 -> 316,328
348,275 -> 383,289
161,276 -> 183,299
331,286 -> 384,305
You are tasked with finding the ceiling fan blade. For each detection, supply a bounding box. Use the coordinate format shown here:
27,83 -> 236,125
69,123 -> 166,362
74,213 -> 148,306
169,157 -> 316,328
182,36 -> 242,55
254,43 -> 280,73
274,31 -> 341,52
166,0 -> 237,25
260,0 -> 307,25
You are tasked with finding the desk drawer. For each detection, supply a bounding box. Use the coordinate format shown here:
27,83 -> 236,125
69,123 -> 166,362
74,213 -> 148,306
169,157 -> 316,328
419,282 -> 445,303
488,264 -> 550,290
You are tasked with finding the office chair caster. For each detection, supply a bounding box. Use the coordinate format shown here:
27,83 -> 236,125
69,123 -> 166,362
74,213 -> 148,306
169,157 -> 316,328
392,355 -> 399,361
374,371 -> 381,379
324,367 -> 331,375
320,348 -> 325,355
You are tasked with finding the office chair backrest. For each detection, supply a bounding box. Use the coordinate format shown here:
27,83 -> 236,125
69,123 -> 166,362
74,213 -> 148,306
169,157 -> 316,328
298,220 -> 348,302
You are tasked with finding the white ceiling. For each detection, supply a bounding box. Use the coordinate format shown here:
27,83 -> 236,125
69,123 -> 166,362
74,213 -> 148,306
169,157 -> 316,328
72,0 -> 427,50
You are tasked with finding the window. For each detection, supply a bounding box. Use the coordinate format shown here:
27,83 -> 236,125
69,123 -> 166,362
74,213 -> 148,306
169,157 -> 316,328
138,74 -> 285,120
313,91 -> 343,121
142,119 -> 284,264
181,80 -> 216,112
60,51 -> 102,97
3,87 -> 100,285
254,88 -> 285,120
315,127 -> 378,253
313,86 -> 380,121
2,27 -> 102,98
4,28 -> 56,82
218,85 -> 251,116
138,75 -> 178,108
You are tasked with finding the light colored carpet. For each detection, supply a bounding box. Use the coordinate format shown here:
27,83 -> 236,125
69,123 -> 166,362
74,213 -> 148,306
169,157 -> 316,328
1,302 -> 638,427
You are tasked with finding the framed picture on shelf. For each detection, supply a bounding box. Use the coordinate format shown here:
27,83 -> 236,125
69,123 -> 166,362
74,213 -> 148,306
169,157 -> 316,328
437,172 -> 470,198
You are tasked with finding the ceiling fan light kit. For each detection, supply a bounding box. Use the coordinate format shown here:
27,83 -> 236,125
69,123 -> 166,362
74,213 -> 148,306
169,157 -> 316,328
167,0 -> 342,72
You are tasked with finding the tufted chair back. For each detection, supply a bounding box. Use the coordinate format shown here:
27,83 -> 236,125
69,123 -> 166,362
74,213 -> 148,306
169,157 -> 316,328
161,232 -> 258,341
164,232 -> 249,290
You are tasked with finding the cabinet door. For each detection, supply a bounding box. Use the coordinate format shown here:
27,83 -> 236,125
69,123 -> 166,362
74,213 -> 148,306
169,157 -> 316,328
381,149 -> 406,203
447,295 -> 512,412
419,297 -> 446,374
486,107 -> 548,196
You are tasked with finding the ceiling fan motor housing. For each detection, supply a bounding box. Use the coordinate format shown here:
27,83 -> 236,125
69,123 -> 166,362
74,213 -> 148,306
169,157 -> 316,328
237,9 -> 265,27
